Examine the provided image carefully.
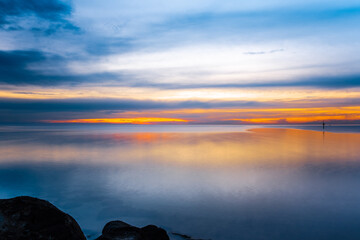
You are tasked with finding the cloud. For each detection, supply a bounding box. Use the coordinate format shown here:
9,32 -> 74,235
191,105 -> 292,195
243,49 -> 284,55
0,97 -> 263,123
283,74 -> 360,89
0,50 -> 46,84
1,49 -> 359,90
0,50 -> 120,85
0,0 -> 78,33
0,98 -> 262,112
241,74 -> 360,89
128,74 -> 360,90
1,97 -> 360,123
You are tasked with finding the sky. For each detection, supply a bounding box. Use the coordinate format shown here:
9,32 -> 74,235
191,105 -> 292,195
0,0 -> 360,124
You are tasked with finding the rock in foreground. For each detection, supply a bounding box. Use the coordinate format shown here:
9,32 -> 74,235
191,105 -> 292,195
0,196 -> 170,240
96,220 -> 170,240
0,196 -> 86,240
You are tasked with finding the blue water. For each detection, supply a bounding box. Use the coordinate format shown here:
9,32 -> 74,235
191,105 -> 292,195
1,124 -> 360,240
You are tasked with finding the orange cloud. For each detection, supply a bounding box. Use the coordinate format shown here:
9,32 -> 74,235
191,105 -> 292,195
43,106 -> 360,125
231,115 -> 360,124
46,117 -> 189,124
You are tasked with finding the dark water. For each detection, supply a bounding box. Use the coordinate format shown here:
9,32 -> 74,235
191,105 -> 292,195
1,125 -> 360,240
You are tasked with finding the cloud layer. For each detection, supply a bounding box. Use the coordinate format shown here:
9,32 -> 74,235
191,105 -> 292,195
1,0 -> 360,123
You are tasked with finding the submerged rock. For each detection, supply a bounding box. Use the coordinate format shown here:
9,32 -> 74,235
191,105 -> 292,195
0,196 -> 86,240
96,220 -> 169,240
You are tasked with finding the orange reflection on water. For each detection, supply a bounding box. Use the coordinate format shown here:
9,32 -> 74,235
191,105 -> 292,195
109,132 -> 176,143
1,128 -> 360,166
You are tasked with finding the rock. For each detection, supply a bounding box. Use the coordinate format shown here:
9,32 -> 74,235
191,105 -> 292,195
141,225 -> 169,240
0,196 -> 86,240
0,196 -> 169,240
96,220 -> 169,240
97,220 -> 142,240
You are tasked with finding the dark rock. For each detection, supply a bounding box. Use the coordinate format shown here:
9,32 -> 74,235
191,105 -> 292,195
0,196 -> 169,240
96,220 -> 169,240
141,225 -> 169,240
0,196 -> 86,240
98,220 -> 142,240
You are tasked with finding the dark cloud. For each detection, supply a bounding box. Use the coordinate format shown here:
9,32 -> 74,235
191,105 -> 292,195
1,97 -> 360,123
0,98 -> 262,112
289,74 -> 360,88
0,0 -> 78,33
132,74 -> 360,90
0,0 -> 70,20
0,50 -> 49,84
250,74 -> 360,89
0,98 -> 265,123
0,50 -> 119,85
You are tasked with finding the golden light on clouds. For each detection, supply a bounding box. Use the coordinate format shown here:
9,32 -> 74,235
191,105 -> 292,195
1,86 -> 360,101
1,84 -> 360,124
46,117 -> 189,124
41,106 -> 360,124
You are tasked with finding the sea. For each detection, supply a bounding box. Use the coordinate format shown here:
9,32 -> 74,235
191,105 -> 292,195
1,124 -> 360,240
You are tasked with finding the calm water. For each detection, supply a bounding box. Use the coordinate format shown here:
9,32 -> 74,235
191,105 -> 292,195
1,125 -> 360,240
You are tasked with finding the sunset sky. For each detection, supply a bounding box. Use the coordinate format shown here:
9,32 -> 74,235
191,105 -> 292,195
1,0 -> 360,124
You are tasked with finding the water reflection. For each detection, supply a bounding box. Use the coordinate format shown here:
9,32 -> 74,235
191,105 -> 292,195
1,126 -> 360,240
1,128 -> 360,166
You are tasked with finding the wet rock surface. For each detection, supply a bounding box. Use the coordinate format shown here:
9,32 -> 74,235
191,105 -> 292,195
0,196 -> 86,240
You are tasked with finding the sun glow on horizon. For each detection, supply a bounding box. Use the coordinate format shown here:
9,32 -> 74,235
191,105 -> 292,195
42,105 -> 360,125
45,117 -> 189,124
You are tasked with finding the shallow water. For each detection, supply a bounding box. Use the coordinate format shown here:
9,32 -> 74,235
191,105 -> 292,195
1,125 -> 360,240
